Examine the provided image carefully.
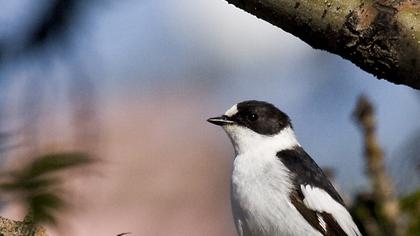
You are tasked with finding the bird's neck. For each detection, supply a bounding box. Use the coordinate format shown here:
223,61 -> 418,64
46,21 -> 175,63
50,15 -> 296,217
226,126 -> 300,156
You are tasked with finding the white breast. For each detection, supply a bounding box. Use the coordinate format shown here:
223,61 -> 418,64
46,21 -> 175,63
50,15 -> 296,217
224,124 -> 324,235
231,150 -> 323,236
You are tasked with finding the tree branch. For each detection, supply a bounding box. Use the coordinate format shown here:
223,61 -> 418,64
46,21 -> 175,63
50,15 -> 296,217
225,0 -> 420,89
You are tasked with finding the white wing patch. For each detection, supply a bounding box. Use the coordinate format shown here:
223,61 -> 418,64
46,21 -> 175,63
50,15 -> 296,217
300,185 -> 362,236
317,213 -> 327,232
237,219 -> 244,236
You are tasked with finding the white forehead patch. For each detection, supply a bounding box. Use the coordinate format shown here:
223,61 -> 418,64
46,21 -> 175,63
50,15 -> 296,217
224,104 -> 238,117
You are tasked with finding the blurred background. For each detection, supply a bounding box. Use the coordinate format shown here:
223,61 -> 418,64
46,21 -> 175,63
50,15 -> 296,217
0,0 -> 419,235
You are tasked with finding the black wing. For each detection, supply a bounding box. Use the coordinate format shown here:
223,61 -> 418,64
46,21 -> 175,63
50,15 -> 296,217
277,147 -> 351,235
277,146 -> 344,204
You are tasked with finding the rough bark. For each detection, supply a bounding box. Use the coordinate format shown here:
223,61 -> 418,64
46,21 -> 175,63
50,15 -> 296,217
353,95 -> 403,236
0,216 -> 48,236
225,0 -> 420,89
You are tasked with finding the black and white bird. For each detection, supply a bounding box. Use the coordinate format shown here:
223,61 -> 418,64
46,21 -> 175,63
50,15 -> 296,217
207,100 -> 361,236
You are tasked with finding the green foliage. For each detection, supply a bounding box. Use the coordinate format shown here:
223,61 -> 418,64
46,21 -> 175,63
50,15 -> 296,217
16,153 -> 92,179
352,191 -> 420,236
0,152 -> 93,226
400,191 -> 420,236
351,194 -> 383,236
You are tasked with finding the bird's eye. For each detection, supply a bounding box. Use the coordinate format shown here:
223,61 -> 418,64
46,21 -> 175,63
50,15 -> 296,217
248,113 -> 258,121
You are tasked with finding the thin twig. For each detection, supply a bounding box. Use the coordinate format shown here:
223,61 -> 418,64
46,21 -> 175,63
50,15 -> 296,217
353,95 -> 402,236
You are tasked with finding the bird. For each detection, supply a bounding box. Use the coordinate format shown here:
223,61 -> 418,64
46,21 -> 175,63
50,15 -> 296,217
207,100 -> 361,236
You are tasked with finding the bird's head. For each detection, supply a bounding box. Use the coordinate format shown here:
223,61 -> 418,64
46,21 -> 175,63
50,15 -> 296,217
208,100 -> 299,155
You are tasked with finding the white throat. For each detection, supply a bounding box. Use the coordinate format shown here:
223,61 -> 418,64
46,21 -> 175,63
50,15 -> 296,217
223,125 -> 300,155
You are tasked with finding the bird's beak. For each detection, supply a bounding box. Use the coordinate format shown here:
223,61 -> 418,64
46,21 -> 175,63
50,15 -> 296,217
207,115 -> 235,126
